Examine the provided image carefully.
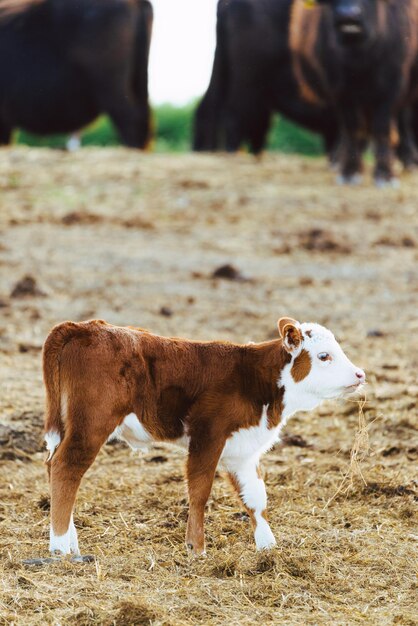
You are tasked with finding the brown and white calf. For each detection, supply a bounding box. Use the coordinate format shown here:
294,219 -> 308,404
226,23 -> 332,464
43,317 -> 365,555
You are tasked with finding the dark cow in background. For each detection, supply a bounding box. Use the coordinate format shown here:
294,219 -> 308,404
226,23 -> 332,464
194,0 -> 339,158
290,0 -> 418,185
0,0 -> 153,148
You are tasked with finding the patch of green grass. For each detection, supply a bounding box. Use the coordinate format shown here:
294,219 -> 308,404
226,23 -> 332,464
267,115 -> 324,156
153,102 -> 194,152
15,103 -> 324,155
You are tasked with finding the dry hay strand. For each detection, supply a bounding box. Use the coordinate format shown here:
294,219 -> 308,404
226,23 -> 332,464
324,395 -> 374,508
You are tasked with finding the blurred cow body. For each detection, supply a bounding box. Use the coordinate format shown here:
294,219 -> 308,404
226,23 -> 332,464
194,0 -> 338,156
0,0 -> 153,147
290,0 -> 418,185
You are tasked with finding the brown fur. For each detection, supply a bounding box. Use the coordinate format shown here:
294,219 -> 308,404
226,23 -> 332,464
277,317 -> 298,337
279,319 -> 303,353
290,0 -> 418,106
289,2 -> 328,106
0,0 -> 43,17
291,349 -> 312,383
44,319 -> 292,550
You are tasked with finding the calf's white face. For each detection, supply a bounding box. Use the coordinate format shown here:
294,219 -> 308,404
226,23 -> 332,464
278,318 -> 365,415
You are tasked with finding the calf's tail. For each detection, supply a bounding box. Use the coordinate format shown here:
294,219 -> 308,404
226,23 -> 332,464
43,322 -> 77,461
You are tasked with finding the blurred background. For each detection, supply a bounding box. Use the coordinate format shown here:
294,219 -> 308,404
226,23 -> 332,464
14,0 -> 322,155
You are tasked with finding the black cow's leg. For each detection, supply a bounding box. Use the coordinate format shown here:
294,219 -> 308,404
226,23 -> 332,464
248,107 -> 271,156
225,83 -> 267,153
397,107 -> 418,170
194,96 -> 223,151
107,100 -> 148,149
96,76 -> 149,149
0,121 -> 11,145
372,103 -> 396,186
224,111 -> 243,152
323,129 -> 341,169
338,106 -> 364,184
135,102 -> 151,149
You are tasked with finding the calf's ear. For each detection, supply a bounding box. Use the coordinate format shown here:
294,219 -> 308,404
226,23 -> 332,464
277,317 -> 299,337
277,317 -> 302,353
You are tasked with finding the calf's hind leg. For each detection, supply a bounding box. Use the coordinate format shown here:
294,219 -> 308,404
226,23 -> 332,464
185,437 -> 225,555
48,415 -> 117,555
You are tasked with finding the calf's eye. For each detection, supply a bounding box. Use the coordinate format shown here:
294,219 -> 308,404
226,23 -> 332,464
318,352 -> 332,362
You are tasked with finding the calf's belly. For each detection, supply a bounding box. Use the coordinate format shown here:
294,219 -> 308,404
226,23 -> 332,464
113,407 -> 283,468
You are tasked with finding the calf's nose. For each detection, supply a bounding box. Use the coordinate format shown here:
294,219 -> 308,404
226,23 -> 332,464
355,369 -> 366,383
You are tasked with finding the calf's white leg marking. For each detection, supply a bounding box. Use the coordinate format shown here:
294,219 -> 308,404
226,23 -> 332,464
232,461 -> 276,550
50,514 -> 79,555
49,514 -> 80,556
69,515 -> 80,555
44,431 -> 61,462
221,406 -> 279,550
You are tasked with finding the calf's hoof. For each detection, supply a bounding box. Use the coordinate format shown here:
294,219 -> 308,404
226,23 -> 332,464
256,538 -> 277,551
255,525 -> 277,551
186,542 -> 206,557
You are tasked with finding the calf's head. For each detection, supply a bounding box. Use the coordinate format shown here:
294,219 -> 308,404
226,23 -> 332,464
315,0 -> 381,45
278,317 -> 365,403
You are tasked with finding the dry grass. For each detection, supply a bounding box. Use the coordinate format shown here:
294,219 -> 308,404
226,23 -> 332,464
0,148 -> 417,625
324,397 -> 371,509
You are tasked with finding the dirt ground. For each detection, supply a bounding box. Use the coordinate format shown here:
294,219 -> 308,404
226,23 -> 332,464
0,147 -> 417,626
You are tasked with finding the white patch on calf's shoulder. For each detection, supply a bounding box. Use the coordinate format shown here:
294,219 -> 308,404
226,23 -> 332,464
221,405 -> 281,468
44,431 -> 61,462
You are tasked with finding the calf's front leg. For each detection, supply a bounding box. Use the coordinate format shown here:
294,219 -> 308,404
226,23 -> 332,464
227,461 -> 276,550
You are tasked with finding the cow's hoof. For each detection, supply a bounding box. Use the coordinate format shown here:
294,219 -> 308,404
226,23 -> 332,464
336,173 -> 363,186
66,136 -> 81,152
375,177 -> 400,189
